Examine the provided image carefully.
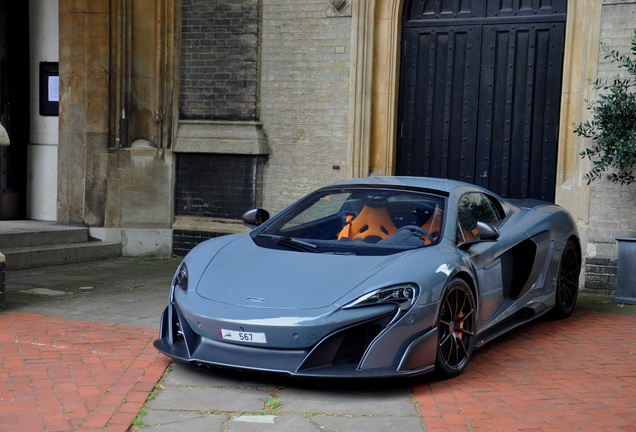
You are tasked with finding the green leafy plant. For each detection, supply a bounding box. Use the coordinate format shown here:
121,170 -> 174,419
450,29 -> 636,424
265,395 -> 281,413
574,30 -> 636,185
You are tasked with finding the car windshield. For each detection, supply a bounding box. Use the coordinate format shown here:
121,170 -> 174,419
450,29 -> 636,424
255,187 -> 446,255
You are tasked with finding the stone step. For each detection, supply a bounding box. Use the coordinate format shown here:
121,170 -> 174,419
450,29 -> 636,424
0,221 -> 123,270
0,221 -> 91,249
2,241 -> 122,271
0,227 -> 90,249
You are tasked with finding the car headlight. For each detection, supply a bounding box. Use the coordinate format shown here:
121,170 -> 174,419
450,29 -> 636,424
343,284 -> 419,311
173,262 -> 189,292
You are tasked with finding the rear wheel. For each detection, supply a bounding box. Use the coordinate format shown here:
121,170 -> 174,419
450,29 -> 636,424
435,279 -> 476,378
551,239 -> 580,319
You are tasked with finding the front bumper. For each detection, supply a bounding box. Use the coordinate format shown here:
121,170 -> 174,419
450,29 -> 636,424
153,300 -> 440,378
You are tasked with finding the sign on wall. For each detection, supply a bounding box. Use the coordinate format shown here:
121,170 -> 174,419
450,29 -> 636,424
39,62 -> 58,116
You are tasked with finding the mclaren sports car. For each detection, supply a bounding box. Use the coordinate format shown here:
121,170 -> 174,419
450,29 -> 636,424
154,177 -> 581,378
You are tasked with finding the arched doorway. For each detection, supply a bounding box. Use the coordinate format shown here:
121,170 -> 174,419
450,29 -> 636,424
396,0 -> 567,201
0,0 -> 29,219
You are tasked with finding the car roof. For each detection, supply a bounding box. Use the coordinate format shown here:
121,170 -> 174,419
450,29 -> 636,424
324,176 -> 484,195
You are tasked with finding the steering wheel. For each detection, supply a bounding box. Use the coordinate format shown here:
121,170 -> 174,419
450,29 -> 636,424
395,225 -> 435,244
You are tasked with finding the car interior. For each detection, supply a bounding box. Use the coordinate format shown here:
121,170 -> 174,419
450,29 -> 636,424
264,190 -> 446,249
336,196 -> 444,245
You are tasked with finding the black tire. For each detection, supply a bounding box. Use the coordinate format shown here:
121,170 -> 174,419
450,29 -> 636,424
435,279 -> 476,378
551,239 -> 580,319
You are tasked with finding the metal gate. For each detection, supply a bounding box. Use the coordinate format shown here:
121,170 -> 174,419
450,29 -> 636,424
397,0 -> 567,201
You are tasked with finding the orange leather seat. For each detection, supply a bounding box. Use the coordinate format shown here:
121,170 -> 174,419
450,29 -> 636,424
421,205 -> 443,244
458,225 -> 479,242
338,205 -> 397,241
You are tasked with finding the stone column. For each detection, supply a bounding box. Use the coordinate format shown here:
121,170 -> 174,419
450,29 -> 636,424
58,0 -> 177,228
58,1 -> 110,225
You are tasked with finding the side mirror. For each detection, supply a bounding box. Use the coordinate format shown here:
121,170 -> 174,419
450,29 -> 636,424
242,208 -> 270,227
476,221 -> 500,241
459,221 -> 500,250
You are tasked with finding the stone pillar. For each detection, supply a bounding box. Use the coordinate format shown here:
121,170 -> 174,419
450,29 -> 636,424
58,0 -> 177,228
109,0 -> 177,151
58,1 -> 110,225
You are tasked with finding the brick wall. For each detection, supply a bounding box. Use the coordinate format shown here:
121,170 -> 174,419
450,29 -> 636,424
173,152 -> 264,256
584,1 -> 636,290
585,257 -> 619,291
175,154 -> 265,219
177,0 -> 353,220
176,0 -> 262,256
172,230 -> 226,258
259,0 -> 352,213
180,0 -> 259,120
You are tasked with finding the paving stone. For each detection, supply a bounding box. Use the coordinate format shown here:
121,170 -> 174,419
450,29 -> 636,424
4,258 -> 636,431
226,414 -> 318,431
280,386 -> 418,416
141,409 -> 210,426
313,415 -> 425,432
142,414 -> 228,431
147,387 -> 270,413
411,311 -> 636,431
165,362 -> 286,389
0,311 -> 168,432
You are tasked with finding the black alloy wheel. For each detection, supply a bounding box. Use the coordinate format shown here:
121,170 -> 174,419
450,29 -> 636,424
551,239 -> 580,319
435,279 -> 476,377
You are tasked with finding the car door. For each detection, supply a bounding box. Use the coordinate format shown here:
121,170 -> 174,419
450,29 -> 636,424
457,192 -> 507,329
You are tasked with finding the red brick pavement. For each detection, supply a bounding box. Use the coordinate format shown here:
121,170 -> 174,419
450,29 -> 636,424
0,312 -> 169,431
2,309 -> 635,431
412,311 -> 636,431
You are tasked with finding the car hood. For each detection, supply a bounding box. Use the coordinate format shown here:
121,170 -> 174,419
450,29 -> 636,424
195,235 -> 404,309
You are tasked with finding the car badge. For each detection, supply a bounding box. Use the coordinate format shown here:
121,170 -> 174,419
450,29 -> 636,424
246,297 -> 265,303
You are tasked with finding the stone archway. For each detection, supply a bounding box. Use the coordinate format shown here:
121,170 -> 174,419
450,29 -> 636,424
348,0 -> 602,222
398,2 -> 568,202
348,0 -> 403,178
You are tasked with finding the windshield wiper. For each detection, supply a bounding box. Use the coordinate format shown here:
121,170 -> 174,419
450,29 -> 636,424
278,236 -> 318,253
257,234 -> 318,253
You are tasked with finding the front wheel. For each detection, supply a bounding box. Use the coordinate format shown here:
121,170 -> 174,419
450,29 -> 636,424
435,279 -> 476,378
551,239 -> 580,319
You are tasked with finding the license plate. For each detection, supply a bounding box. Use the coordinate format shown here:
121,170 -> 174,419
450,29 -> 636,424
218,328 -> 267,344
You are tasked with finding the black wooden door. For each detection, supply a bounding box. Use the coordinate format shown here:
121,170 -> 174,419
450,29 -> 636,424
397,0 -> 567,201
0,0 -> 30,219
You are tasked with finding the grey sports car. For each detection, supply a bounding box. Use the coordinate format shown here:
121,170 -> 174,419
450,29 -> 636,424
154,177 -> 581,378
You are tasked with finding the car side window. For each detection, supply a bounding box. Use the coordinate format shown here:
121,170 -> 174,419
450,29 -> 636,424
457,193 -> 501,242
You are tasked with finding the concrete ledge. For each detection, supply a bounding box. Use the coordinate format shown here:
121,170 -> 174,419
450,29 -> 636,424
89,219 -> 249,259
172,217 -> 250,257
172,216 -> 250,234
90,228 -> 173,259
89,228 -> 122,247
174,120 -> 269,155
